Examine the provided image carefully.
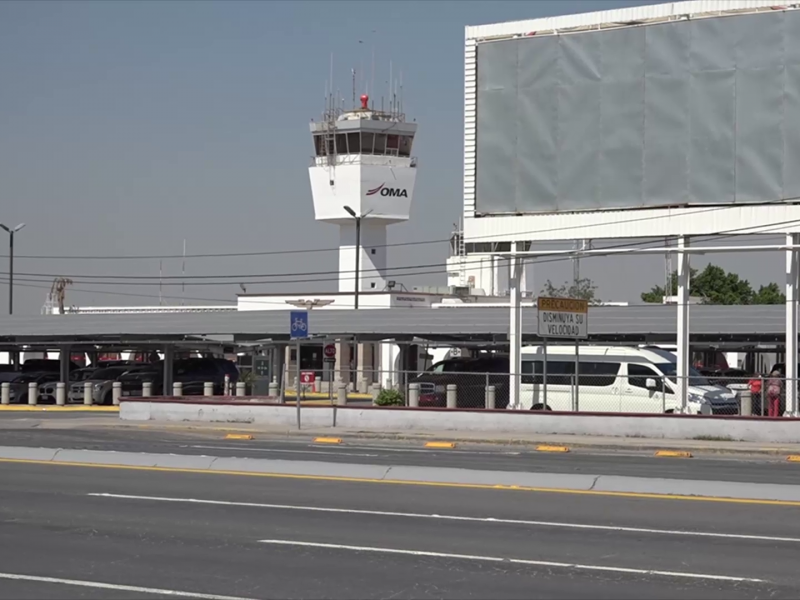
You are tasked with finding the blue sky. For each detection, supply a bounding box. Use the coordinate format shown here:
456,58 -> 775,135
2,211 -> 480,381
0,0 -> 786,313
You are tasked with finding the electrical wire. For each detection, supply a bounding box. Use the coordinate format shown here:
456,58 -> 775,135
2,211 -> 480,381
4,217 -> 799,287
4,199 -> 794,262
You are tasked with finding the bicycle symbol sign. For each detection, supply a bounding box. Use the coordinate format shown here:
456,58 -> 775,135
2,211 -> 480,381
289,311 -> 309,339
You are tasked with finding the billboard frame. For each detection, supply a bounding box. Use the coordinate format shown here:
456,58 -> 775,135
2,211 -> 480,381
464,1 -> 800,416
463,0 -> 800,245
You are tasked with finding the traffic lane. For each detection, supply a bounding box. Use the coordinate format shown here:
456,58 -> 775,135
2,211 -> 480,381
0,579 -> 163,600
0,524 -> 778,600
1,427 -> 799,486
64,491 -> 800,587
0,467 -> 793,600
4,461 -> 800,565
4,460 -> 800,541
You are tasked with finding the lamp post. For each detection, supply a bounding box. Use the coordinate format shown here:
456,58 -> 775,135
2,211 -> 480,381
343,206 -> 372,310
0,223 -> 25,315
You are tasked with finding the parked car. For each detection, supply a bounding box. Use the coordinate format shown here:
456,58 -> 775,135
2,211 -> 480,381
519,345 -> 739,414
20,359 -> 79,373
68,365 -> 139,405
118,358 -> 239,397
410,355 -> 510,409
0,372 -> 60,404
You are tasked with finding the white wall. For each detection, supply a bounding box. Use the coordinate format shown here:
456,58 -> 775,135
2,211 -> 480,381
121,402 -> 800,444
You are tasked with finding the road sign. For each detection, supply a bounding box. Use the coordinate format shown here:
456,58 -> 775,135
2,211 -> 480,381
290,311 -> 309,339
323,343 -> 336,361
300,371 -> 316,385
537,297 -> 589,339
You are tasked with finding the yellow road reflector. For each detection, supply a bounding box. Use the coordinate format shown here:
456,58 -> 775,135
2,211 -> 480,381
224,434 -> 253,441
787,455 -> 800,462
536,445 -> 570,453
314,437 -> 342,444
654,450 -> 692,458
425,441 -> 456,449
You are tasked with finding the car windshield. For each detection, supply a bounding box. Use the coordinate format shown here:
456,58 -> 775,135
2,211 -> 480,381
90,367 -> 129,380
653,363 -> 710,387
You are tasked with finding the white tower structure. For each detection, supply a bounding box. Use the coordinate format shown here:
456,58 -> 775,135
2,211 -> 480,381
309,92 -> 417,295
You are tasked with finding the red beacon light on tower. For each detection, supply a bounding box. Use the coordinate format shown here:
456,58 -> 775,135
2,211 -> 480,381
360,94 -> 370,110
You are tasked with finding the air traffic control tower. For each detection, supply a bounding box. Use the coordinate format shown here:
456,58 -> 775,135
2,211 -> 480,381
309,93 -> 417,296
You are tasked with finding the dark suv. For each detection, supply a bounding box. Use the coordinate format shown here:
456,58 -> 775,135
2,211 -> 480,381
410,355 -> 510,409
118,358 -> 239,397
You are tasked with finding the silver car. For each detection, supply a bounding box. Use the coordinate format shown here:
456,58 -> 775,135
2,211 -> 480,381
68,365 -> 136,405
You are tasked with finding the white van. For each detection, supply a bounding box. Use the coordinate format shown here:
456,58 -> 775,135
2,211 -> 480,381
519,345 -> 739,415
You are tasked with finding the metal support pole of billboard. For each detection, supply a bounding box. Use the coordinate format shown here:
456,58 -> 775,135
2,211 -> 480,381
543,339 -> 548,410
786,233 -> 799,416
508,243 -> 523,410
676,236 -> 690,414
574,338 -> 579,412
296,340 -> 302,429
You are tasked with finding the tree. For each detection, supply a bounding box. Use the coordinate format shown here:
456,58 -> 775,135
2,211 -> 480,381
541,278 -> 600,304
641,268 -> 698,304
641,264 -> 784,305
753,282 -> 786,305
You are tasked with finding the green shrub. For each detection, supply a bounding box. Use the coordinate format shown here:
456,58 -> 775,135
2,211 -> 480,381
374,388 -> 405,407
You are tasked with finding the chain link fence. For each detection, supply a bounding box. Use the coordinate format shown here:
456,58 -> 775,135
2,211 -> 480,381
295,367 -> 796,417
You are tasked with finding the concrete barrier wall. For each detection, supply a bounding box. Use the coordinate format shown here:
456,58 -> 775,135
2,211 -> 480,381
119,401 -> 800,443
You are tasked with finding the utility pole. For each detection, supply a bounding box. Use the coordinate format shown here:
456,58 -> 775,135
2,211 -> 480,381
343,206 -> 373,309
0,223 -> 26,315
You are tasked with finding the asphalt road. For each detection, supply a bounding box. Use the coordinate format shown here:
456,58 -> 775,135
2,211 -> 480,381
1,425 -> 800,486
0,460 -> 799,599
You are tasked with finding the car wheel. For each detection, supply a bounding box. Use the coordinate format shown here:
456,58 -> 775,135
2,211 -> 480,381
530,403 -> 553,411
102,391 -> 113,406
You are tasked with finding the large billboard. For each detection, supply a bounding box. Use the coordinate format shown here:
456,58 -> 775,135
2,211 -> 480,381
475,9 -> 800,215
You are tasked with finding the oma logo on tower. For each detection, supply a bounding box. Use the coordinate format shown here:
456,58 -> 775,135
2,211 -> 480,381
366,183 -> 408,198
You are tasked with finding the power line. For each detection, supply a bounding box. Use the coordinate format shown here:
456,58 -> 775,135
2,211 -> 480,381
0,278 -> 409,310
3,214 -> 797,284
4,217 -> 798,287
4,277 -> 793,311
5,200 -> 793,262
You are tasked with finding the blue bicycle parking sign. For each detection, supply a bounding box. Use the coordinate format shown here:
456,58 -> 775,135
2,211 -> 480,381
290,311 -> 309,339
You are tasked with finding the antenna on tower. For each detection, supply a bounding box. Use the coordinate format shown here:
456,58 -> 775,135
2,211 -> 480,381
399,69 -> 404,115
351,68 -> 356,109
370,36 -> 376,109
389,61 -> 393,114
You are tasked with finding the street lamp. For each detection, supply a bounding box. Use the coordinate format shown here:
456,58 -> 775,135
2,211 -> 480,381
0,223 -> 25,315
343,206 -> 372,310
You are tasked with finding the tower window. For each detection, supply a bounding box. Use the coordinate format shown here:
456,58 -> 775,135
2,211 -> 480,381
347,132 -> 361,153
362,132 -> 375,154
370,283 -> 376,289
335,134 -> 347,154
373,133 -> 387,155
399,135 -> 413,157
371,249 -> 376,255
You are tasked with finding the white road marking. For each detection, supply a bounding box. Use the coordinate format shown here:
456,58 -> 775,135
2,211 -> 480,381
257,539 -> 766,583
186,445 -> 380,458
0,572 -> 257,600
88,493 -> 800,544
